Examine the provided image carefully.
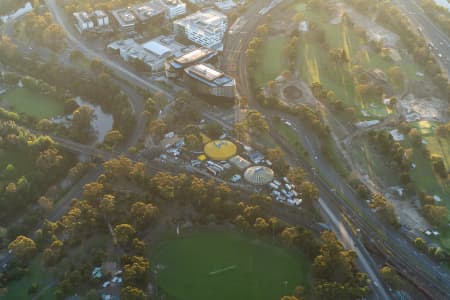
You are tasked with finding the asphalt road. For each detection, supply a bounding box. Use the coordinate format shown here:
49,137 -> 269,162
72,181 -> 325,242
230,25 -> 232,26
224,0 -> 450,299
393,0 -> 450,75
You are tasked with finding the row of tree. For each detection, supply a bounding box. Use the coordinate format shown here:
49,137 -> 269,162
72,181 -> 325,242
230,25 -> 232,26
0,120 -> 75,228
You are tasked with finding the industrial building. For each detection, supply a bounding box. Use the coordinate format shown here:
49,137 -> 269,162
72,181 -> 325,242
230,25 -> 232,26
73,10 -> 110,34
111,8 -> 137,34
165,47 -> 217,78
184,64 -> 235,98
107,35 -> 195,72
157,0 -> 187,19
173,9 -> 227,49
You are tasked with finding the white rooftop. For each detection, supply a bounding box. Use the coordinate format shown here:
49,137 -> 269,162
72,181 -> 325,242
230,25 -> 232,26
142,40 -> 172,57
189,64 -> 223,81
175,9 -> 227,33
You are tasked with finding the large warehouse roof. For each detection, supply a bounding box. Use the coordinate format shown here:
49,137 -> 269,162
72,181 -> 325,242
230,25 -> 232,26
244,166 -> 274,185
142,40 -> 172,57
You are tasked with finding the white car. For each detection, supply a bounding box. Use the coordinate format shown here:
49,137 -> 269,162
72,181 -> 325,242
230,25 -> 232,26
272,180 -> 281,186
230,174 -> 241,183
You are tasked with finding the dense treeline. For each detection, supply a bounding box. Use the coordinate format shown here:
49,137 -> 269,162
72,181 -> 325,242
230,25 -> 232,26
0,121 -> 75,230
2,154 -> 368,299
22,12 -> 66,51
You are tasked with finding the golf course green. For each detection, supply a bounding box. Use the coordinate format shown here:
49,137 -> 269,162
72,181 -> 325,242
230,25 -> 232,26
152,230 -> 310,300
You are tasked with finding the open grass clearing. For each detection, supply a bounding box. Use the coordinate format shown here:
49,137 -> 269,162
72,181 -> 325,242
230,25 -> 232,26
0,87 -> 64,119
351,137 -> 401,187
3,258 -> 55,300
254,36 -> 287,87
439,231 -> 450,252
274,122 -> 307,158
152,230 -> 311,300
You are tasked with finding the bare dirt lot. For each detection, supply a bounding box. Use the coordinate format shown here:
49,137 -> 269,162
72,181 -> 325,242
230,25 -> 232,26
398,94 -> 449,123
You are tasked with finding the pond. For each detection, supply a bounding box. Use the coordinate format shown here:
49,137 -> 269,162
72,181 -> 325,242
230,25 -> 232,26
52,97 -> 113,143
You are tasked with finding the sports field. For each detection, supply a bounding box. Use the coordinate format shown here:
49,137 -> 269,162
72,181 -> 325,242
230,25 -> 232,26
0,88 -> 64,119
152,231 -> 310,300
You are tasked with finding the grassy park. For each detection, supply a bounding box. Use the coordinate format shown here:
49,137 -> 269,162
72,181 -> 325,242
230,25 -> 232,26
2,259 -> 55,300
0,88 -> 64,119
352,122 -> 450,206
408,121 -> 450,201
295,9 -> 422,120
255,4 -> 423,121
254,36 -> 287,87
152,230 -> 310,300
351,137 -> 402,187
274,122 -> 308,159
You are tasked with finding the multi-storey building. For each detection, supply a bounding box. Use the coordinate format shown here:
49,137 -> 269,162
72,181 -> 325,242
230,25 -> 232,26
184,63 -> 235,99
173,9 -> 227,50
111,8 -> 137,34
73,10 -> 110,34
165,47 -> 217,78
157,0 -> 186,19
